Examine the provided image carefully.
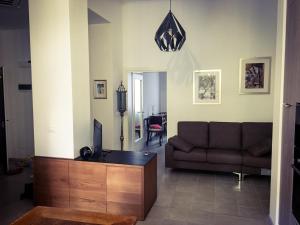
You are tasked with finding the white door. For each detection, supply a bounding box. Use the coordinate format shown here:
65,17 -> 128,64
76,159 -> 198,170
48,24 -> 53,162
132,73 -> 144,149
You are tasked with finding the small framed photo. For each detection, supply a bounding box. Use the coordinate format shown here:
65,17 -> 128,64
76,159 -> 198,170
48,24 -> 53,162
239,57 -> 271,94
94,80 -> 107,99
193,69 -> 221,104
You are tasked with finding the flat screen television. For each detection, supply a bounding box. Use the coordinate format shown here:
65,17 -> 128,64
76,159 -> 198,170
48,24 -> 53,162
93,119 -> 102,155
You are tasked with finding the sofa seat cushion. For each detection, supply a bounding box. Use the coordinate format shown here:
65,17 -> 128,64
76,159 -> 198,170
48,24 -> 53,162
207,149 -> 242,165
243,152 -> 271,169
173,148 -> 206,162
209,122 -> 241,150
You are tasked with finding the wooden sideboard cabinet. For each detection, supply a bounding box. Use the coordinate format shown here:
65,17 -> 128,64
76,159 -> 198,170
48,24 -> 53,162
34,158 -> 69,208
69,161 -> 107,213
33,151 -> 157,220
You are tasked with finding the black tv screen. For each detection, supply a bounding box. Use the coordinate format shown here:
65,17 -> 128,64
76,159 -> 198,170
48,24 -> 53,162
93,119 -> 102,155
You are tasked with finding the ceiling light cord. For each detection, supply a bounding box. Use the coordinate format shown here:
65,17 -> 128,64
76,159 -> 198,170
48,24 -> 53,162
170,0 -> 172,11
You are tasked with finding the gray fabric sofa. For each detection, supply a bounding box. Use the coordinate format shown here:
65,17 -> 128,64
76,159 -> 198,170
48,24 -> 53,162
165,121 -> 272,176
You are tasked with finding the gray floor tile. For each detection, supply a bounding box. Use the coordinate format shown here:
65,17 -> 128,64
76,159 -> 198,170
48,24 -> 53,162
214,214 -> 269,225
215,201 -> 239,216
168,206 -> 191,222
194,188 -> 215,202
147,206 -> 170,220
191,199 -> 215,213
238,206 -> 268,219
187,210 -> 215,224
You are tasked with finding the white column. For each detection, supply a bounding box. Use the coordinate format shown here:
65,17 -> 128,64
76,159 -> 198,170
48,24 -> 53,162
29,0 -> 91,159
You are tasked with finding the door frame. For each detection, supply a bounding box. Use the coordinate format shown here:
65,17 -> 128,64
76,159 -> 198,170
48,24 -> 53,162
129,72 -> 144,150
0,67 -> 8,173
278,0 -> 299,224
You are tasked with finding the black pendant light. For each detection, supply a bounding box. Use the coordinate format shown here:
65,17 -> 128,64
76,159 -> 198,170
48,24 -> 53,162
155,0 -> 186,52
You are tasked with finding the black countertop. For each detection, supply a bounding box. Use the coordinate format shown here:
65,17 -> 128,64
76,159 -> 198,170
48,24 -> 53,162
75,150 -> 156,166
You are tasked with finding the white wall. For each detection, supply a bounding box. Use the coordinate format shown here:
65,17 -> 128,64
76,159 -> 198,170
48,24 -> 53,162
29,0 -> 74,158
89,23 -> 115,149
143,72 -> 160,117
122,0 -> 278,138
0,29 -> 34,160
159,72 -> 167,113
29,0 -> 91,159
88,0 -> 123,150
70,0 -> 91,158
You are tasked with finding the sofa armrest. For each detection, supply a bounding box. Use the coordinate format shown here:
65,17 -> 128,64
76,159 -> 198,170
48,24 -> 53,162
165,142 -> 175,168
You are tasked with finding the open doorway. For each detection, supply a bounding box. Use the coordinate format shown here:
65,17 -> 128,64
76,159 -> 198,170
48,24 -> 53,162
0,1 -> 35,223
0,0 -> 34,173
128,71 -> 167,151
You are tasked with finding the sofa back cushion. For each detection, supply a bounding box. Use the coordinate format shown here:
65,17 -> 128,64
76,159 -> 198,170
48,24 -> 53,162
242,122 -> 273,150
178,122 -> 208,148
209,122 -> 241,150
247,138 -> 272,156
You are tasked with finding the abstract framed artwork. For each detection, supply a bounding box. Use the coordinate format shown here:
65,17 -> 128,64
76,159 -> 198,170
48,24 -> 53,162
193,69 -> 221,104
94,80 -> 107,99
239,57 -> 271,94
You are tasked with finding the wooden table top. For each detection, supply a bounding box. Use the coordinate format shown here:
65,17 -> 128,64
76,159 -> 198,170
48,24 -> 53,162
10,206 -> 137,225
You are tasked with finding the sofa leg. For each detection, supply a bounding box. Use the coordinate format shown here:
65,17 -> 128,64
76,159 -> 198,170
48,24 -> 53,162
238,172 -> 242,181
233,172 -> 244,181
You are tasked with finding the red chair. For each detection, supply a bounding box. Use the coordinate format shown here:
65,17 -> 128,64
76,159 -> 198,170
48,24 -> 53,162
146,115 -> 164,146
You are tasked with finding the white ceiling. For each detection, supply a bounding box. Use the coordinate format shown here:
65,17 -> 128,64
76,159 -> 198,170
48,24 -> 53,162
0,1 -> 109,30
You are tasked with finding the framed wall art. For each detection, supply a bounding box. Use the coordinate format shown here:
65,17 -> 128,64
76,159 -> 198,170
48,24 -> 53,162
239,57 -> 271,94
193,69 -> 221,104
94,80 -> 107,99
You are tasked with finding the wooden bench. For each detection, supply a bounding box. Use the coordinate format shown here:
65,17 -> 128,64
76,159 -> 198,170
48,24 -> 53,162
10,206 -> 137,225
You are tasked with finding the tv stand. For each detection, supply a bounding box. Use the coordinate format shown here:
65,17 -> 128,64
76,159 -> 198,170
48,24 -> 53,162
33,151 -> 157,221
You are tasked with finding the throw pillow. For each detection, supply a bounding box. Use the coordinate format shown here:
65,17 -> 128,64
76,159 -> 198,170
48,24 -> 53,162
169,135 -> 194,153
248,138 -> 272,157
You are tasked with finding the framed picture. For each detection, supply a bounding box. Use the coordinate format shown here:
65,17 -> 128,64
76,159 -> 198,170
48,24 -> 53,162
94,80 -> 107,99
239,57 -> 271,94
193,69 -> 221,104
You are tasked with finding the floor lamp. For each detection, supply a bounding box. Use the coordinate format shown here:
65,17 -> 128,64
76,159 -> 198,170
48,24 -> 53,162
116,82 -> 127,151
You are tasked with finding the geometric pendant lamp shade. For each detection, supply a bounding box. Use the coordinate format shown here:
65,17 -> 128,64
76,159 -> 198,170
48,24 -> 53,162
154,7 -> 186,51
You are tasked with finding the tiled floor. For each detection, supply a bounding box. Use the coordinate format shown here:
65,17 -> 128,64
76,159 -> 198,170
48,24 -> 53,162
0,167 -> 33,225
0,139 -> 271,225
